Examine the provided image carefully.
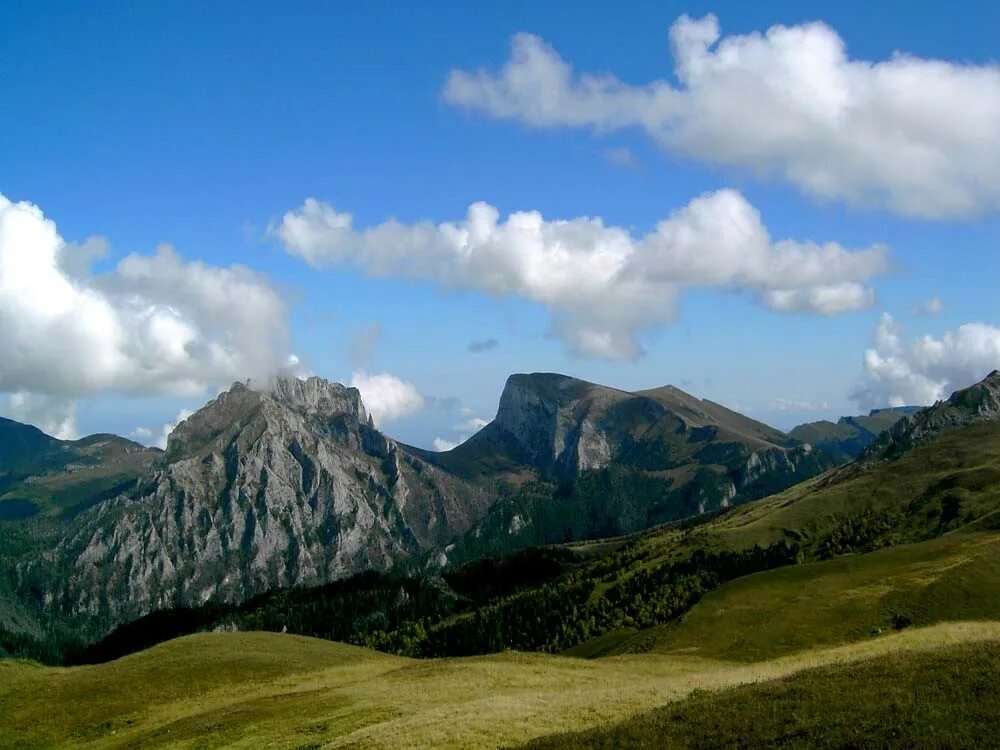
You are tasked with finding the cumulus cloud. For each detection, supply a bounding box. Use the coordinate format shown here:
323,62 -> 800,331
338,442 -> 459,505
3,392 -> 78,439
432,437 -> 459,452
0,193 -> 294,404
129,426 -> 154,441
454,416 -> 489,432
350,371 -> 425,424
443,15 -> 1000,218
467,337 -> 499,353
274,190 -> 887,360
853,314 -> 1000,408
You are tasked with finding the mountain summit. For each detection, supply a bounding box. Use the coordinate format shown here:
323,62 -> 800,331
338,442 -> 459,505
428,373 -> 835,560
439,372 -> 810,486
48,377 -> 489,632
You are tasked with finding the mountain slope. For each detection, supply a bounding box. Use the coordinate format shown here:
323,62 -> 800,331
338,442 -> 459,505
432,373 -> 801,481
789,406 -> 918,462
522,636 -> 1000,750
1,371 -> 844,644
28,377 -> 490,637
427,373 -> 835,561
861,370 -> 1000,464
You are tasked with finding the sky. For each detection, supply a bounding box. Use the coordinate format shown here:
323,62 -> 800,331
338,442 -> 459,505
2,0 -> 1000,450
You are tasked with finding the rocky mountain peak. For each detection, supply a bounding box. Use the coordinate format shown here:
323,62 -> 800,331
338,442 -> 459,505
165,377 -> 371,461
266,376 -> 369,424
53,374 -> 490,635
861,371 -> 1000,464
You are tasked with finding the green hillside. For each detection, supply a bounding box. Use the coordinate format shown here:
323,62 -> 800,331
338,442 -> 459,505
520,636 -> 1000,750
3,623 -> 999,749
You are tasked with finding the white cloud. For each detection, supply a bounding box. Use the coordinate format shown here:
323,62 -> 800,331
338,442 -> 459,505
444,15 -> 1000,218
914,296 -> 944,315
274,189 -> 887,360
853,313 -> 1000,408
0,193 -> 294,405
350,371 -> 425,424
3,392 -> 78,439
453,416 -> 488,432
129,407 -> 194,450
432,437 -> 459,452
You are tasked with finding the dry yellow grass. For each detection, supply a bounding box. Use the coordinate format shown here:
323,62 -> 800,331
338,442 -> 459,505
3,622 -> 1000,749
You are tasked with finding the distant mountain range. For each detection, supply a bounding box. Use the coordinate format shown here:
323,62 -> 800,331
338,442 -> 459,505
0,371 -> 930,644
48,370 -> 1000,675
788,406 -> 921,463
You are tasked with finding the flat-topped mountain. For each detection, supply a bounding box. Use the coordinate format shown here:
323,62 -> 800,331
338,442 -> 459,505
428,373 -> 835,561
434,372 -> 800,480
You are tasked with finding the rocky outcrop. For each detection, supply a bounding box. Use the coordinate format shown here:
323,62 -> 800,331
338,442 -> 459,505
860,371 -> 1000,465
486,373 -> 622,475
47,377 -> 490,635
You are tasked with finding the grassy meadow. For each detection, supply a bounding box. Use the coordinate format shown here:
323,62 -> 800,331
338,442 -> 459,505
3,622 -> 1000,749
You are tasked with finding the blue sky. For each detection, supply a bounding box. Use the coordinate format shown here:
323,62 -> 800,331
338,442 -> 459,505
2,1 -> 999,448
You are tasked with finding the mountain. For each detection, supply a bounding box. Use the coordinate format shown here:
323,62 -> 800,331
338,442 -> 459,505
7,373 -> 1000,748
860,370 -> 1000,464
28,377 -> 490,636
789,406 -> 919,462
425,373 -> 836,561
432,373 -> 801,480
0,419 -> 158,521
2,373 -> 842,641
70,374 -> 1000,670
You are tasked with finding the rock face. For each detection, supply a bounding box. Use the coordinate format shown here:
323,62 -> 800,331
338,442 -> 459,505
429,374 -> 838,566
441,373 -> 824,489
861,371 -> 1000,464
7,372 -> 845,639
48,377 -> 490,634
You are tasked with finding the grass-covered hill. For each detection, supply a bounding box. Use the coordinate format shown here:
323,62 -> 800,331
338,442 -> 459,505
0,419 -> 158,521
3,623 -> 1000,749
518,634 -> 1000,750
